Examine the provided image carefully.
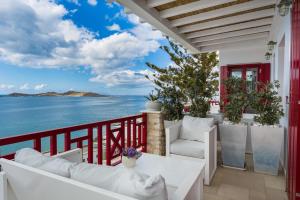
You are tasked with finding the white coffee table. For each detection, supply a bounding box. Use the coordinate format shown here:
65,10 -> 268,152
120,153 -> 205,200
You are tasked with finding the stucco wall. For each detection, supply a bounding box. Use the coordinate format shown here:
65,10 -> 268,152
268,6 -> 291,174
219,39 -> 266,66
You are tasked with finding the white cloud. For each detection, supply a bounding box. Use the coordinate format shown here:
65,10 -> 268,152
0,1 -> 163,87
87,0 -> 97,6
106,23 -> 121,32
90,69 -> 152,87
34,84 -> 47,90
0,84 -> 15,90
20,83 -> 30,90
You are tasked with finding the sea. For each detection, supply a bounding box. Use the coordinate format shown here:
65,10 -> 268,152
0,95 -> 146,155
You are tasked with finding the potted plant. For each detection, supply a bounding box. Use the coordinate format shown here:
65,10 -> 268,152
219,77 -> 248,169
145,90 -> 161,111
250,81 -> 284,175
146,38 -> 219,123
122,147 -> 142,168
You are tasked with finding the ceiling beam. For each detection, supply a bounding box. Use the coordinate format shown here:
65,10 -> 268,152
147,0 -> 176,8
179,8 -> 275,33
185,18 -> 273,39
159,0 -> 233,19
116,0 -> 200,53
171,0 -> 276,27
199,38 -> 267,52
196,32 -> 269,47
191,26 -> 271,43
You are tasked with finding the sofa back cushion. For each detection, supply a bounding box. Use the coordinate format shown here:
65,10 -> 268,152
70,163 -> 168,200
15,148 -> 75,177
180,116 -> 214,142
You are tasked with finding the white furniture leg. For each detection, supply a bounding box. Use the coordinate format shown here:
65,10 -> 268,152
0,171 -> 7,200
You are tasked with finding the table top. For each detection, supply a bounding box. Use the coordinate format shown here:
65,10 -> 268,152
124,153 -> 205,187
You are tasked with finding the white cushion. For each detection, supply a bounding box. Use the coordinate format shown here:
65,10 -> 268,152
70,163 -> 168,200
170,139 -> 205,159
180,116 -> 214,142
15,148 -> 50,167
15,148 -> 75,177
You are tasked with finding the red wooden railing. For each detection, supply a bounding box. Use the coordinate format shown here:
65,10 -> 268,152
0,114 -> 147,166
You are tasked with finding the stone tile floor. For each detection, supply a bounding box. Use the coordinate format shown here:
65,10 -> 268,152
204,152 -> 288,200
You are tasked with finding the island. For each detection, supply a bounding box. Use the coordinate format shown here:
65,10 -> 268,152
7,91 -> 106,97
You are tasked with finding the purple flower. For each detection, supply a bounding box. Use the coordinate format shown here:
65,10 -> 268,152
122,147 -> 142,159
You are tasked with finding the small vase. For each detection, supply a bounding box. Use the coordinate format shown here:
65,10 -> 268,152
122,156 -> 136,168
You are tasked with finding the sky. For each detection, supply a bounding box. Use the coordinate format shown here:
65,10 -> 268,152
0,0 -> 172,95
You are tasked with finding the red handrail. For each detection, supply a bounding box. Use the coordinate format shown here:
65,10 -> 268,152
0,113 -> 147,166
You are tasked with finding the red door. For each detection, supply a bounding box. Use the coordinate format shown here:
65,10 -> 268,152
288,1 -> 300,200
220,63 -> 270,106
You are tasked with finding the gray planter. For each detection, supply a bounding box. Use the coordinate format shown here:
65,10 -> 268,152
145,101 -> 161,111
242,114 -> 256,154
207,113 -> 224,141
251,125 -> 284,175
220,123 -> 247,169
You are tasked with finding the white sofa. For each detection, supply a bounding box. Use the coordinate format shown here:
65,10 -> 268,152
0,148 -> 204,200
165,116 -> 217,185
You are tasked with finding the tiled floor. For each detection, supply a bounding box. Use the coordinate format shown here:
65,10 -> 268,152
204,153 -> 288,200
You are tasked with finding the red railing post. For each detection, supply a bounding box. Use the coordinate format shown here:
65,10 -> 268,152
121,121 -> 125,149
106,123 -> 111,166
50,134 -> 57,156
64,131 -> 71,151
34,137 -> 41,152
77,141 -> 83,149
132,118 -> 137,148
138,124 -> 142,147
97,125 -> 103,165
127,119 -> 131,147
87,127 -> 93,163
142,113 -> 147,152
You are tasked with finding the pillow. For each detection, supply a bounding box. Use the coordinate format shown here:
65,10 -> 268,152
70,163 -> 168,200
15,148 -> 75,178
15,148 -> 50,167
180,116 -> 214,142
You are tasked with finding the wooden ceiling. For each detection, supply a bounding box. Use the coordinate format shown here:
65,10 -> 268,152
116,0 -> 277,53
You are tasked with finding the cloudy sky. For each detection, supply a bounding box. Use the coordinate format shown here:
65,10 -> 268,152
0,0 -> 171,95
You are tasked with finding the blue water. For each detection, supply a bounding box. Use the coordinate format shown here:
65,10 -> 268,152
0,96 -> 146,155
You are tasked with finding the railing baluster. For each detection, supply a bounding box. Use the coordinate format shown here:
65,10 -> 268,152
64,131 -> 71,151
132,118 -> 137,148
138,124 -> 142,146
50,134 -> 57,156
127,119 -> 131,147
142,113 -> 147,152
106,123 -> 111,166
34,137 -> 41,152
121,121 -> 125,149
77,141 -> 83,148
87,127 -> 93,163
97,125 -> 103,165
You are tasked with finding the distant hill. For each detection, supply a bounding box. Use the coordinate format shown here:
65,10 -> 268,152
7,91 -> 106,97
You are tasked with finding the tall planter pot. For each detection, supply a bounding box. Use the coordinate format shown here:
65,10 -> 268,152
220,123 -> 247,169
251,125 -> 284,175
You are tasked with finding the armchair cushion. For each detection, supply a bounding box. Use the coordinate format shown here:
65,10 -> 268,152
180,116 -> 214,142
170,139 -> 205,159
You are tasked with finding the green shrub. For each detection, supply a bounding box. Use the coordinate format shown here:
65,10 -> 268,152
251,81 -> 284,125
223,77 -> 248,123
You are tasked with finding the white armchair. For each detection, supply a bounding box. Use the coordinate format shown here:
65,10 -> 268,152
165,116 -> 217,185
